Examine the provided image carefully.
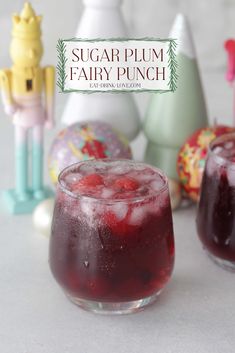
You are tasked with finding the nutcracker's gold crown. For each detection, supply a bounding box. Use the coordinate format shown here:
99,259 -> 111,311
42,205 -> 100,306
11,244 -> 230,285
12,2 -> 41,40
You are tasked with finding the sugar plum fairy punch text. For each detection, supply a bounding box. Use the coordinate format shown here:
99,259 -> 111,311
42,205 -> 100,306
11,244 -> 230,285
70,48 -> 165,85
57,39 -> 176,92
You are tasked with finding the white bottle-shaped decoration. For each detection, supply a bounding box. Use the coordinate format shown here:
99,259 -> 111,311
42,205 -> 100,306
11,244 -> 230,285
61,0 -> 141,141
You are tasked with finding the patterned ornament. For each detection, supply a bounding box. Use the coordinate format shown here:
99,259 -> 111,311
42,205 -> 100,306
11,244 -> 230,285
177,125 -> 235,201
48,121 -> 132,184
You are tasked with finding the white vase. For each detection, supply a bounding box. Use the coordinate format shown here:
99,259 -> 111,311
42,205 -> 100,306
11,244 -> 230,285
61,0 -> 141,141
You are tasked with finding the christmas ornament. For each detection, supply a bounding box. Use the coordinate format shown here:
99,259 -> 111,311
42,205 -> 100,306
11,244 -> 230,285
0,2 -> 55,214
224,39 -> 235,124
48,121 -> 132,184
33,198 -> 54,237
143,13 -> 208,181
168,179 -> 182,210
61,0 -> 141,141
177,125 -> 235,201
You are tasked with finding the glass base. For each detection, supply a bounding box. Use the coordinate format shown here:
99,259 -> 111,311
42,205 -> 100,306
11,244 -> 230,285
66,290 -> 161,315
207,251 -> 235,272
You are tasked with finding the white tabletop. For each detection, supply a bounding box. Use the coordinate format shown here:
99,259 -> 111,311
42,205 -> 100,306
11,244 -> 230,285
1,71 -> 235,353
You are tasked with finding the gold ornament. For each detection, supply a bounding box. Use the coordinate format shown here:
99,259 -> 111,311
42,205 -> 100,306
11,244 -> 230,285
33,198 -> 54,237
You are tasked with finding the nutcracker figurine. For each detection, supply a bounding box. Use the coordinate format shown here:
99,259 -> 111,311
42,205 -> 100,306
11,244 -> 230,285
0,2 -> 55,214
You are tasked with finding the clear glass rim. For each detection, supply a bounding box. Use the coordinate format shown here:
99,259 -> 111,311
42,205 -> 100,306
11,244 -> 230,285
209,131 -> 235,166
57,158 -> 168,203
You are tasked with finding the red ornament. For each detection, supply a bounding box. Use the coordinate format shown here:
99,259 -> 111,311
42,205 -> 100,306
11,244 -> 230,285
177,125 -> 235,202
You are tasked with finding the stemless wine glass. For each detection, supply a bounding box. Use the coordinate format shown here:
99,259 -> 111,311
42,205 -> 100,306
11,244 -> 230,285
49,159 -> 175,314
197,132 -> 235,271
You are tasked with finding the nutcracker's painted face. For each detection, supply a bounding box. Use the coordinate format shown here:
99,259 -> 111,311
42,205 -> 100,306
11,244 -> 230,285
10,37 -> 43,68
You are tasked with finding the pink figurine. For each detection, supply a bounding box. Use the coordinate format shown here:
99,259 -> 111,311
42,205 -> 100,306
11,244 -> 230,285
225,39 -> 235,124
0,2 -> 55,214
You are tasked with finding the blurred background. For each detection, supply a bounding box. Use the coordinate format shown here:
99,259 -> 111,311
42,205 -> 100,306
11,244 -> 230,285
0,0 -> 234,118
0,0 -> 234,185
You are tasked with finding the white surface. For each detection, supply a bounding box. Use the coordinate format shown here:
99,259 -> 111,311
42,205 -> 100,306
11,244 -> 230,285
1,202 -> 235,353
